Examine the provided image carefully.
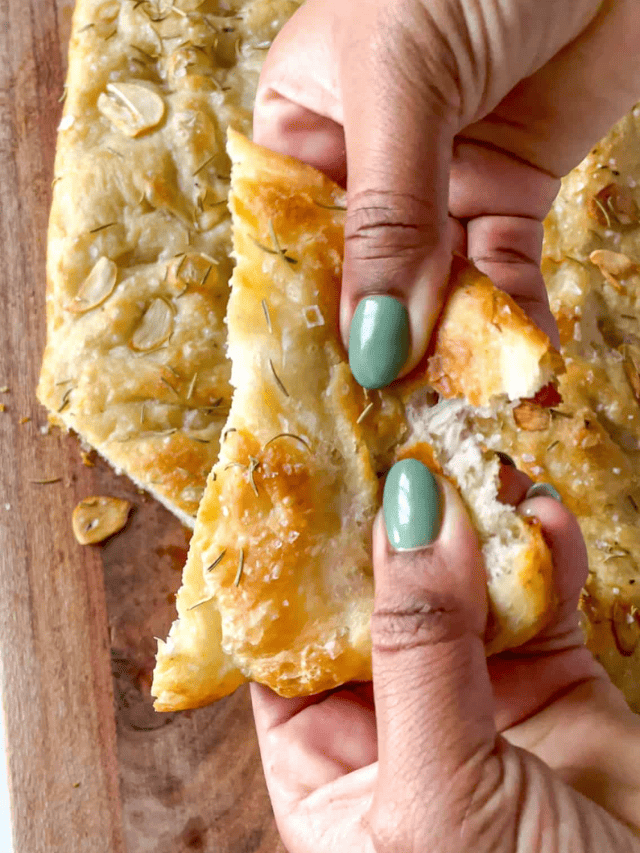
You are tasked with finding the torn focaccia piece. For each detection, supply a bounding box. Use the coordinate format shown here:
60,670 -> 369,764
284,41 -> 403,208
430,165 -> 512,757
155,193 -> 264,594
152,131 -> 563,710
37,0 -> 301,526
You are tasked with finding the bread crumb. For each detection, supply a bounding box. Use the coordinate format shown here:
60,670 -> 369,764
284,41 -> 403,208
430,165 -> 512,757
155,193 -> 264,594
19,416 -> 31,424
0,386 -> 8,393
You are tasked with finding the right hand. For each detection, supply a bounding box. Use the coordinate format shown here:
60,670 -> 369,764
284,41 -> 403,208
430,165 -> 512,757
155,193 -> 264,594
255,0 -> 640,387
252,463 -> 640,852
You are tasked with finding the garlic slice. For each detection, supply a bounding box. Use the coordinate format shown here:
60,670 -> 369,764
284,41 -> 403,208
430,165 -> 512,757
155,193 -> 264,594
131,297 -> 174,351
72,496 -> 132,544
66,256 -> 118,314
98,82 -> 165,137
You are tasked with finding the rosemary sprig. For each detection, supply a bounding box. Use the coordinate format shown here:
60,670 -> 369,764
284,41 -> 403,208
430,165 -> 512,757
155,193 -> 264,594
269,359 -> 289,397
547,440 -> 560,452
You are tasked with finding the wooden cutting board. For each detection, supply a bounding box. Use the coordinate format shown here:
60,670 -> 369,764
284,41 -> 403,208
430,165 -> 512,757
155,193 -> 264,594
0,2 -> 286,850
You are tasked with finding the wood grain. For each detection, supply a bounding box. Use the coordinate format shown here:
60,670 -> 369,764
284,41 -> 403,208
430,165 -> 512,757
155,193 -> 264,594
0,1 -> 286,850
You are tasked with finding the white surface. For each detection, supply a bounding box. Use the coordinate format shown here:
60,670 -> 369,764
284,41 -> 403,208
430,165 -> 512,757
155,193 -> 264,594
0,696 -> 13,852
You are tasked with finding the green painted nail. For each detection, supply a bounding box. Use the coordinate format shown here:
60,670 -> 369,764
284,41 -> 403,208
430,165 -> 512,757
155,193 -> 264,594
525,482 -> 562,503
383,459 -> 441,551
349,295 -> 409,389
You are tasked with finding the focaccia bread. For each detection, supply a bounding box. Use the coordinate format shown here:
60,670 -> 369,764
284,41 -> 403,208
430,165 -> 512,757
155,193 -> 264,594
37,0 -> 300,526
483,107 -> 640,710
152,131 -> 563,710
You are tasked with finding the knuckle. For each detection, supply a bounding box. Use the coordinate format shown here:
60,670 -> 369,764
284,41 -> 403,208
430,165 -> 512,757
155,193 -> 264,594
345,189 -> 439,262
371,595 -> 469,655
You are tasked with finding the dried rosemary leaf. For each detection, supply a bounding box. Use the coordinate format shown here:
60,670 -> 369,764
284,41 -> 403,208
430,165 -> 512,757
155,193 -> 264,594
248,457 -> 260,496
261,299 -> 273,333
206,549 -> 226,573
160,376 -> 178,395
593,197 -> 612,228
262,432 -> 311,451
89,222 -> 117,234
30,477 -> 62,485
187,596 -> 215,612
57,387 -> 73,413
233,549 -> 245,587
193,154 -> 216,176
269,359 -> 289,397
313,200 -> 347,211
356,402 -> 374,424
187,372 -> 198,400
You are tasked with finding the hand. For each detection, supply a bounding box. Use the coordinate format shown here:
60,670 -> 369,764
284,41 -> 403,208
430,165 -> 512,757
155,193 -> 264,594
254,0 -> 640,387
251,463 -> 640,851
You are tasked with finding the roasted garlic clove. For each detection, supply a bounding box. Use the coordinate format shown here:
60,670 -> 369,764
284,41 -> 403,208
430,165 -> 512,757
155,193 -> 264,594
98,82 -> 165,137
130,297 -> 174,351
72,496 -> 132,545
66,257 -> 118,314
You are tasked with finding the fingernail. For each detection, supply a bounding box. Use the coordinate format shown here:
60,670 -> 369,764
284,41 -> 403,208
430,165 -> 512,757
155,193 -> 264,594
524,482 -> 562,502
349,295 -> 409,389
383,458 -> 441,551
495,451 -> 515,467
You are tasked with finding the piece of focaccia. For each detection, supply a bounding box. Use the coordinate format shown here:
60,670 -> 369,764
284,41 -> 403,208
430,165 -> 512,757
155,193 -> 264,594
489,107 -> 640,711
38,0 -> 300,526
152,131 -> 564,710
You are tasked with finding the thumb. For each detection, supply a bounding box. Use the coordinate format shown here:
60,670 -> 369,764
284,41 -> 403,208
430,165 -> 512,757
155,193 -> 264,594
340,13 -> 457,388
371,459 -> 497,832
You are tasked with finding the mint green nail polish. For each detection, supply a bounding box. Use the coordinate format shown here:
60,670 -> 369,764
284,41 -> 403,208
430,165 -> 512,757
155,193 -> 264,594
525,482 -> 562,503
383,459 -> 441,551
349,295 -> 409,389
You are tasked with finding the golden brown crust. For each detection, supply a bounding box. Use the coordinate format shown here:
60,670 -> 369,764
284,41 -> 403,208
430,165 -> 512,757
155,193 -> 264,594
38,0 -> 301,525
152,132 -> 560,709
422,255 -> 564,407
532,109 -> 640,710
